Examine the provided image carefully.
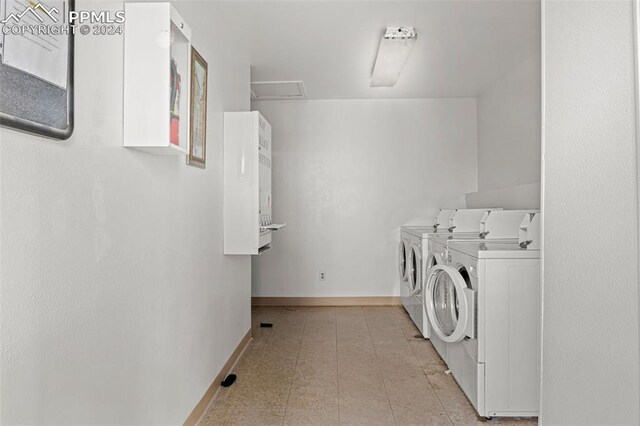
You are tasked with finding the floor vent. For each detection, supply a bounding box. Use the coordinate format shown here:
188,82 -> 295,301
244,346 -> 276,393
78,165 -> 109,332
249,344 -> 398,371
251,81 -> 307,100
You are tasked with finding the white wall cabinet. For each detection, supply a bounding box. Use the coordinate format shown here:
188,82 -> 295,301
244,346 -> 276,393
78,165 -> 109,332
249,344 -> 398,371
224,112 -> 284,255
124,3 -> 191,154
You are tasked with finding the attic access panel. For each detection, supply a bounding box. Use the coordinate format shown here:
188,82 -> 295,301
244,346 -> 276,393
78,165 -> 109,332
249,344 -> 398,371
250,81 -> 306,100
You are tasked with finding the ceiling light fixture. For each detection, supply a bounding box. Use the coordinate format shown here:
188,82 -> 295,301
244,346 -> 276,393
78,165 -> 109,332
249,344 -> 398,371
370,27 -> 417,88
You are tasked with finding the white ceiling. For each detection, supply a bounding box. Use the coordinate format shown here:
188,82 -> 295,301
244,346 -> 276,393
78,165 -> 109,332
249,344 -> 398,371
216,0 -> 540,99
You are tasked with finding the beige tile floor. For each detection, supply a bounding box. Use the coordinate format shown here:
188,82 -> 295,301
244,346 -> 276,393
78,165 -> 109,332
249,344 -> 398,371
199,306 -> 538,426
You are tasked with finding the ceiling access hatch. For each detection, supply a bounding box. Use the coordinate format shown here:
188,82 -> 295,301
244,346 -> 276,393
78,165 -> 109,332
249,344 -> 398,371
250,81 -> 307,100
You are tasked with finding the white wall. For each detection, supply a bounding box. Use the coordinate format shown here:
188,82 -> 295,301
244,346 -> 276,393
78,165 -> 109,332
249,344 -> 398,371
468,51 -> 541,208
465,182 -> 540,210
251,99 -> 477,297
467,7 -> 541,209
542,0 -> 640,424
0,1 -> 251,423
477,53 -> 541,193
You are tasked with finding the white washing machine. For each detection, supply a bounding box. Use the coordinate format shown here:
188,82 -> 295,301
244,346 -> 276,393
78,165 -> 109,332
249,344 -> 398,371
422,208 -> 506,361
399,231 -> 409,287
399,209 -> 458,337
426,233 -> 519,364
399,228 -> 414,324
425,210 -> 538,363
402,208 -> 502,340
423,238 -> 540,418
400,225 -> 437,337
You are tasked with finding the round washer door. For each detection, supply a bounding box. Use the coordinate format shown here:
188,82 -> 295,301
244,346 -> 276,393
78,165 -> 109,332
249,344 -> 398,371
424,265 -> 471,343
425,248 -> 444,278
407,245 -> 420,295
398,241 -> 408,282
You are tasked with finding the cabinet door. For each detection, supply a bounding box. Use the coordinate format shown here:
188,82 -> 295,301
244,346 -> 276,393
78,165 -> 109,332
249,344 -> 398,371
258,114 -> 272,229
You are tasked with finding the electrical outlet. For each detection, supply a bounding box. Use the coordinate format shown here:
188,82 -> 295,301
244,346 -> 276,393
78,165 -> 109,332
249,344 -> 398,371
319,271 -> 326,281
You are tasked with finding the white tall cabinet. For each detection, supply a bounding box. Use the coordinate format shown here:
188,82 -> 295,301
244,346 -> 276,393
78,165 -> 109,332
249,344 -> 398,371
224,112 -> 283,255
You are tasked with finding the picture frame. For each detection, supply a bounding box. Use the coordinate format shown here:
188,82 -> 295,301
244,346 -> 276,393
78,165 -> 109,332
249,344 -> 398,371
0,0 -> 75,140
187,47 -> 208,168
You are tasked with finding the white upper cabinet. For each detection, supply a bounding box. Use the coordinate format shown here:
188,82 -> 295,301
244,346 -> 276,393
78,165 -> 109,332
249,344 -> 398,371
124,3 -> 191,154
224,112 -> 284,255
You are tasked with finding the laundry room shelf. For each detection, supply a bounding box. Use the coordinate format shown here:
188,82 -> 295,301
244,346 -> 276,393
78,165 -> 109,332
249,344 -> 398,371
123,2 -> 192,155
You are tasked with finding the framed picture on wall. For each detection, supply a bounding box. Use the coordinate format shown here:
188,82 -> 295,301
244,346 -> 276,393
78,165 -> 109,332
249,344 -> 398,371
0,0 -> 75,140
187,47 -> 208,168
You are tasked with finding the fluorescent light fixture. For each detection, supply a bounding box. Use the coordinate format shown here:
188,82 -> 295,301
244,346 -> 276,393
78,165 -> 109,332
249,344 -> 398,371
370,27 -> 417,87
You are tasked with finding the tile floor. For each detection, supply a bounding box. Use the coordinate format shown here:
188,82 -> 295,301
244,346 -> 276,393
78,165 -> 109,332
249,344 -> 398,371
199,306 -> 538,425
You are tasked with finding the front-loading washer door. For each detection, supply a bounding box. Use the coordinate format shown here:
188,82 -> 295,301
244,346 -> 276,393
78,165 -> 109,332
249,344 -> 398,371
424,265 -> 476,343
398,240 -> 408,282
425,249 -> 444,279
408,245 -> 421,296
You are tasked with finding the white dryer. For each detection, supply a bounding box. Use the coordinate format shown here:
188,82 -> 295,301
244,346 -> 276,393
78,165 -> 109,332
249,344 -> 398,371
423,239 -> 541,419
